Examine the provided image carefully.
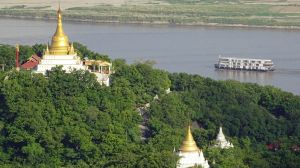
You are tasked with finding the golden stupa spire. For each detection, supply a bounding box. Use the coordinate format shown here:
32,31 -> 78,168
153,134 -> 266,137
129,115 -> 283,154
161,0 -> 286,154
179,125 -> 200,152
45,43 -> 50,55
49,3 -> 70,55
69,42 -> 75,55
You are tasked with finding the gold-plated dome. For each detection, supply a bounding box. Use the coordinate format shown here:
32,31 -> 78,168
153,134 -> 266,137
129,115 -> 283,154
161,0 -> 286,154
179,125 -> 200,152
49,6 -> 70,55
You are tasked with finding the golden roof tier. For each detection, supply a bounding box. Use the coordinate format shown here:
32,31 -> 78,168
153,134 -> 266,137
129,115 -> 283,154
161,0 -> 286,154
179,125 -> 200,152
49,6 -> 71,55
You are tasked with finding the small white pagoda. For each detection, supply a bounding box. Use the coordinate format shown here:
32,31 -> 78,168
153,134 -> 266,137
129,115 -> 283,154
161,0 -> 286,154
177,126 -> 210,168
214,127 -> 233,149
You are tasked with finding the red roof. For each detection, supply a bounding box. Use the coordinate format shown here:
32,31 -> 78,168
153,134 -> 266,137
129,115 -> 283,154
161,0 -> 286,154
31,55 -> 41,62
21,61 -> 39,69
21,55 -> 41,70
266,142 -> 280,151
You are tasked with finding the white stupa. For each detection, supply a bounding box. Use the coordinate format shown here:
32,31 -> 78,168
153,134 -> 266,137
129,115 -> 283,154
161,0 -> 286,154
214,127 -> 233,149
177,126 -> 210,168
36,6 -> 86,75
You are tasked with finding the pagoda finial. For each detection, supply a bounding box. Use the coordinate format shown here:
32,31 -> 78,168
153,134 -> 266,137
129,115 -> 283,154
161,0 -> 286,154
45,44 -> 50,55
49,3 -> 70,55
69,42 -> 75,54
217,126 -> 225,140
179,125 -> 199,152
58,0 -> 61,11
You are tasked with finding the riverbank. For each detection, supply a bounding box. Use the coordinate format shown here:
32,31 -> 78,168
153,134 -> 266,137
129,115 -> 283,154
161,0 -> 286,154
2,14 -> 300,31
2,3 -> 300,30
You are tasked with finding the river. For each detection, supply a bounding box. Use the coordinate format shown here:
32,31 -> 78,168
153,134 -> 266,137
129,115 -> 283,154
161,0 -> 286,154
1,18 -> 300,94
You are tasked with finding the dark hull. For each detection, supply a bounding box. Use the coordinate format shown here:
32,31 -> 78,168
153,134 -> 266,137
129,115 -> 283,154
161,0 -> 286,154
214,64 -> 275,72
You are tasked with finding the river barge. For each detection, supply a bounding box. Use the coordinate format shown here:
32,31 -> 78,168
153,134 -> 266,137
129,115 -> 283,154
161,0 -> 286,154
215,56 -> 275,71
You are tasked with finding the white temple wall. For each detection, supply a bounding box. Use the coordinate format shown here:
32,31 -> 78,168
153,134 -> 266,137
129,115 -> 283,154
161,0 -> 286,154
177,151 -> 209,168
40,59 -> 82,65
43,54 -> 79,60
36,64 -> 86,74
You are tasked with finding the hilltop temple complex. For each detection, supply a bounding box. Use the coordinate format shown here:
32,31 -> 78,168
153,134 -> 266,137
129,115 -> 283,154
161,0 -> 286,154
214,127 -> 234,149
16,5 -> 234,167
176,126 -> 210,168
22,6 -> 112,86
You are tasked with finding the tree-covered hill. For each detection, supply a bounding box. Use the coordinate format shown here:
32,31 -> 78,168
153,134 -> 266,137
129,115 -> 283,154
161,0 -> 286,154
0,44 -> 299,167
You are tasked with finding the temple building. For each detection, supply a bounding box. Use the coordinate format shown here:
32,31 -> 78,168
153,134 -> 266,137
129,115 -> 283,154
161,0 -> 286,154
33,6 -> 112,86
214,127 -> 233,149
83,60 -> 112,86
176,126 -> 210,168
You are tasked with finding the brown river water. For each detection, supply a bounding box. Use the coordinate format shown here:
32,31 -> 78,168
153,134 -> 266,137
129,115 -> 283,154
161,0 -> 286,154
1,18 -> 300,94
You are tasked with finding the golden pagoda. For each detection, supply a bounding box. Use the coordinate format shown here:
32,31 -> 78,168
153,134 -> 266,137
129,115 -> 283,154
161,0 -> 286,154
49,5 -> 73,55
176,125 -> 210,168
35,4 -> 112,87
179,125 -> 200,152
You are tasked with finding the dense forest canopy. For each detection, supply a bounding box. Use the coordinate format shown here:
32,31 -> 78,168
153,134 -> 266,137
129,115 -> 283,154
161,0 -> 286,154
0,44 -> 299,167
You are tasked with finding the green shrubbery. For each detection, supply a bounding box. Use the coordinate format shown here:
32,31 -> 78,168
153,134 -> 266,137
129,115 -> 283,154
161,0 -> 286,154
0,44 -> 299,167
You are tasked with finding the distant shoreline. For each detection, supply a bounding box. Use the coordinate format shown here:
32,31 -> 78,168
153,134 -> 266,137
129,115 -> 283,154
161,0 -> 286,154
3,2 -> 300,31
2,14 -> 300,31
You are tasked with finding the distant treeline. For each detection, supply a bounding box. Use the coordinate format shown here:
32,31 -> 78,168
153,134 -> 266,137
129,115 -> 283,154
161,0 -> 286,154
1,3 -> 300,29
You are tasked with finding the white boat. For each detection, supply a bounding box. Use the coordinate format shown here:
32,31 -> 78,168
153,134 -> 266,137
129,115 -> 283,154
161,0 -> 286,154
215,56 -> 275,71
